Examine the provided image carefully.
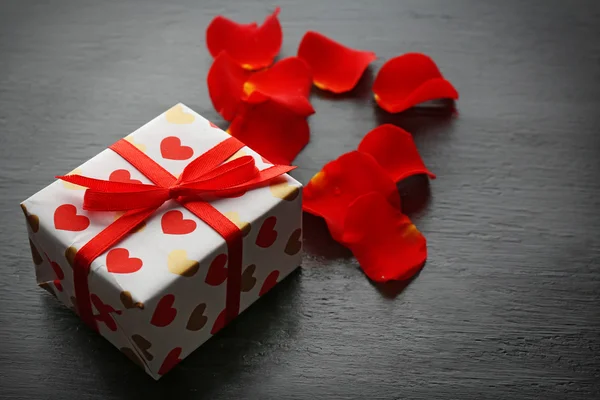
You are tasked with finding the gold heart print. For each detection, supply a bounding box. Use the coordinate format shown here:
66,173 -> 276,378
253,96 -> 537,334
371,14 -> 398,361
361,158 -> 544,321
285,228 -> 302,256
65,246 -> 77,268
186,303 -> 208,331
223,211 -> 251,236
131,334 -> 154,361
21,204 -> 40,233
241,264 -> 257,292
124,135 -> 147,152
227,149 -> 247,162
168,249 -> 199,277
120,291 -> 145,310
269,178 -> 300,201
62,168 -> 86,190
165,104 -> 195,124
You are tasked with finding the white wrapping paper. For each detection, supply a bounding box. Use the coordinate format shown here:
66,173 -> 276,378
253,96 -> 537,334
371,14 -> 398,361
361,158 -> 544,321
21,103 -> 303,379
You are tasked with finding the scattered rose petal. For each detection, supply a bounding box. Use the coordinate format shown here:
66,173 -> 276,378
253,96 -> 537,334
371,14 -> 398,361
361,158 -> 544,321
341,192 -> 427,282
208,54 -> 314,120
206,7 -> 282,70
243,57 -> 314,116
229,100 -> 309,165
357,124 -> 435,182
297,31 -> 376,93
207,51 -> 252,121
373,53 -> 458,113
302,151 -> 400,241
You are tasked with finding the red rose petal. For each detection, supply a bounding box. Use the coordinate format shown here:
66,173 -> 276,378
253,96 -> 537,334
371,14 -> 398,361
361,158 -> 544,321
341,192 -> 427,282
229,100 -> 309,165
207,51 -> 252,121
91,294 -> 121,331
302,151 -> 400,241
373,53 -> 458,114
206,7 -> 282,70
297,31 -> 376,93
357,124 -> 435,182
244,57 -> 314,116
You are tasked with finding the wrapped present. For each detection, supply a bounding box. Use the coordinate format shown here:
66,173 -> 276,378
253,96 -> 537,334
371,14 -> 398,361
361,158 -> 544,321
20,103 -> 303,379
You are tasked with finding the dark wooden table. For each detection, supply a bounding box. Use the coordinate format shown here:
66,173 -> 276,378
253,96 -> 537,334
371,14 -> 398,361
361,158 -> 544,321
1,0 -> 599,398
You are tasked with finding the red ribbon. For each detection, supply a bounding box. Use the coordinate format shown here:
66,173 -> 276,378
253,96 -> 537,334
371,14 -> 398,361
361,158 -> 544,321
57,137 -> 294,331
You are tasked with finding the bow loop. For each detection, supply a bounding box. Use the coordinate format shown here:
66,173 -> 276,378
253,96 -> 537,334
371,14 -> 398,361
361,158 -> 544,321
178,155 -> 259,190
57,138 -> 295,212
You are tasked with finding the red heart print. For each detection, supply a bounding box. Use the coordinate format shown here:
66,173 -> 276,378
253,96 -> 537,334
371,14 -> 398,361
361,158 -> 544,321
44,253 -> 65,291
161,210 -> 197,235
53,279 -> 63,292
210,308 -> 227,335
259,270 -> 280,296
151,294 -> 177,327
106,248 -> 143,274
256,216 -> 278,248
205,254 -> 228,286
51,261 -> 65,280
109,169 -> 142,184
158,347 -> 182,376
209,121 -> 218,128
91,294 -> 122,331
54,204 -> 90,232
160,136 -> 194,160
45,252 -> 65,280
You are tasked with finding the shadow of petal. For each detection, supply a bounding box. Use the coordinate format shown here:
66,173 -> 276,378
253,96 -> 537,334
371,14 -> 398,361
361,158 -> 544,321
368,267 -> 423,299
397,175 -> 432,217
302,212 -> 353,259
374,99 -> 457,135
43,269 -> 303,399
312,67 -> 375,102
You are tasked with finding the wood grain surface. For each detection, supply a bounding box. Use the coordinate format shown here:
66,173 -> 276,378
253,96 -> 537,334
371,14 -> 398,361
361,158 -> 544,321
1,0 -> 599,399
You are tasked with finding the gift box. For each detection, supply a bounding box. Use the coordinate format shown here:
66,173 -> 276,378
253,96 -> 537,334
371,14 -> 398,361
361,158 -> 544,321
20,103 -> 303,379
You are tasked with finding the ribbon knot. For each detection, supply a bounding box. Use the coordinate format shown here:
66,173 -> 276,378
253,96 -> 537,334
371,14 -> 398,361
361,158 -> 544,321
55,136 -> 295,332
58,141 -> 292,212
168,185 -> 182,199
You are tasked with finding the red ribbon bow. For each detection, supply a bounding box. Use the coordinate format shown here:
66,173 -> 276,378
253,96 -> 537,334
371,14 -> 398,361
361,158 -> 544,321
58,136 -> 294,332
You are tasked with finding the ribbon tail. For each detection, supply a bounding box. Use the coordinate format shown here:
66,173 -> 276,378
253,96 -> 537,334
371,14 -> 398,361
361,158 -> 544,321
178,137 -> 245,182
214,164 -> 296,194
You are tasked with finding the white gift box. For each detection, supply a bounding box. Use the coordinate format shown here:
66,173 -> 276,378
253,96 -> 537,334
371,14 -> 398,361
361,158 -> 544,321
20,103 -> 303,379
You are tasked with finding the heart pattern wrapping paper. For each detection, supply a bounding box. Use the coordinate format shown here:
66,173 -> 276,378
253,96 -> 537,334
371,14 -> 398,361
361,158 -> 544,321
20,103 -> 303,379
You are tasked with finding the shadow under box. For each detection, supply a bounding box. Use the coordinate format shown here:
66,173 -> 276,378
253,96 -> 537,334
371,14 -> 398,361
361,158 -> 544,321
43,269 -> 302,399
